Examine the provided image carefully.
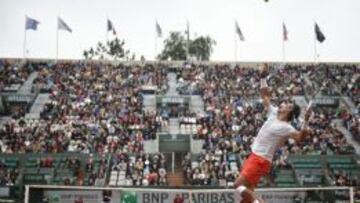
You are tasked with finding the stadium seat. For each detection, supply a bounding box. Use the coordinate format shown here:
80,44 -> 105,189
290,157 -> 322,169
39,168 -> 54,175
5,157 -> 18,168
24,168 -> 38,174
327,157 -> 353,164
110,171 -> 118,178
125,179 -> 133,186
116,179 -> 125,186
191,161 -> 199,169
180,124 -> 185,133
230,162 -> 238,172
329,163 -> 356,169
292,163 -> 321,169
25,158 -> 39,168
109,179 -> 117,186
275,175 -> 296,184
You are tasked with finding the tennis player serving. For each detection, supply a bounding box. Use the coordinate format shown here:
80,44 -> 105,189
234,63 -> 312,203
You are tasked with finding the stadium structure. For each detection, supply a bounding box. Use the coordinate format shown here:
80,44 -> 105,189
0,59 -> 359,203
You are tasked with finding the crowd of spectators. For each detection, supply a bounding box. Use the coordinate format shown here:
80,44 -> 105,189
349,116 -> 360,142
341,111 -> 360,142
306,64 -> 359,105
110,152 -> 167,186
1,62 -> 169,154
0,118 -> 38,153
288,107 -> 355,155
182,150 -> 240,186
155,109 -> 169,131
0,60 -> 358,191
184,109 -> 355,185
178,63 -> 357,186
0,61 -> 169,186
182,103 -> 265,186
178,111 -> 198,133
177,64 -> 306,99
0,161 -> 19,186
85,154 -> 108,186
177,63 -> 359,107
57,157 -> 82,185
329,170 -> 360,187
32,65 -> 54,93
0,60 -> 33,92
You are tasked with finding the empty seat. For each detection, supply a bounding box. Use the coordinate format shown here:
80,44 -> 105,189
125,179 -> 133,186
292,163 -> 321,169
329,163 -> 356,169
110,171 -> 118,177
191,161 -> 199,169
230,162 -> 238,171
275,175 -> 296,184
24,168 -> 38,174
109,179 -> 117,186
5,158 -> 18,168
327,157 -> 352,164
39,168 -> 54,175
227,182 -> 234,187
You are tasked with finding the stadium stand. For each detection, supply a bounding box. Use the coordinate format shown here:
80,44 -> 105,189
0,59 -> 359,202
0,60 -> 32,93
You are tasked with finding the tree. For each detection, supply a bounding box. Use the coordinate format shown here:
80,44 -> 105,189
157,32 -> 187,61
189,36 -> 216,61
157,32 -> 216,61
83,37 -> 132,60
107,38 -> 127,60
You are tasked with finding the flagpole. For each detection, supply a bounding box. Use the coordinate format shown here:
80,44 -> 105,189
154,20 -> 158,60
186,19 -> 190,61
154,33 -> 157,61
106,28 -> 108,44
234,27 -> 237,62
282,40 -> 285,63
314,33 -> 317,63
313,20 -> 317,63
106,24 -> 109,61
23,19 -> 27,59
282,21 -> 285,63
106,17 -> 109,44
56,24 -> 59,61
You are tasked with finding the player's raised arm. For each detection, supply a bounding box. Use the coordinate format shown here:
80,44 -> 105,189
290,107 -> 312,142
259,63 -> 271,112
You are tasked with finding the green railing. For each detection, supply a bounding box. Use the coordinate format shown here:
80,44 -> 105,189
0,153 -> 358,201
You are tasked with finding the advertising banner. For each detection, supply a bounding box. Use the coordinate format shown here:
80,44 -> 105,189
40,188 -> 349,203
121,190 -> 306,203
44,190 -> 121,203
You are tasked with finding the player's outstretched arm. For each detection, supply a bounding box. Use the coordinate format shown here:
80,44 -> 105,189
259,63 -> 271,112
290,107 -> 311,142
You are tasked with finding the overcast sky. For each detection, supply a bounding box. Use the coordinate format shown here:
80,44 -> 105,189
0,0 -> 359,62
